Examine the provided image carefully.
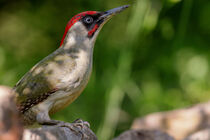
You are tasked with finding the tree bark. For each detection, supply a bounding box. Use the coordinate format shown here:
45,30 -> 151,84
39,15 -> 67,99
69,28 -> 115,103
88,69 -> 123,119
0,86 -> 97,140
22,125 -> 97,140
132,101 -> 210,140
113,129 -> 174,140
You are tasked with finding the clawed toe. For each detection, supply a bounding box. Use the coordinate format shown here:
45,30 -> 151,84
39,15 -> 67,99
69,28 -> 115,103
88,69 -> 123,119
57,122 -> 84,136
73,118 -> 90,128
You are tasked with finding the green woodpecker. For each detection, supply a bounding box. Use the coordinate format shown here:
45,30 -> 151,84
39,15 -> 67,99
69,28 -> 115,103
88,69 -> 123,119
13,5 -> 129,128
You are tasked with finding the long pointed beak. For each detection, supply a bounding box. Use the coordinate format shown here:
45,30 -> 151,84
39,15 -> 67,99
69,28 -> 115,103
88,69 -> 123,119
98,5 -> 130,21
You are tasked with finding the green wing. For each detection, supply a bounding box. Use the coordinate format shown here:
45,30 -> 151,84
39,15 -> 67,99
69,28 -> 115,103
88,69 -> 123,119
14,67 -> 55,104
14,50 -> 76,106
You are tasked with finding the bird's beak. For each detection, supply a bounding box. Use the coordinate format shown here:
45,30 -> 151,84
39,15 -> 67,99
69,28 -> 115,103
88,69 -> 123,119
89,5 -> 129,39
98,5 -> 130,22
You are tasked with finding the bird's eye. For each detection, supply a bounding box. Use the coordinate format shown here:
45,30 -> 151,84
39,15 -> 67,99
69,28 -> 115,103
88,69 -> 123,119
83,16 -> 94,24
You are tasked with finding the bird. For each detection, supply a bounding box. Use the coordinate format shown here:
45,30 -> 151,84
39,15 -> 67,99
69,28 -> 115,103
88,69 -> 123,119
13,5 -> 129,129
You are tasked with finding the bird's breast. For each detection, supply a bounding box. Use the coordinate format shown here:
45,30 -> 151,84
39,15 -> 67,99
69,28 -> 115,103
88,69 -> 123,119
49,50 -> 93,114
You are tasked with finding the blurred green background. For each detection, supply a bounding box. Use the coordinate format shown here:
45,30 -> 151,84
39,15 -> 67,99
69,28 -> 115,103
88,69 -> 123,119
0,0 -> 210,139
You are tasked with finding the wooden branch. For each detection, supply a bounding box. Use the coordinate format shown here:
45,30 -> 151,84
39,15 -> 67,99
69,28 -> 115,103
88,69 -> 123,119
0,86 -> 97,140
132,101 -> 210,140
184,128 -> 210,140
113,129 -> 174,140
0,86 -> 23,140
22,125 -> 97,140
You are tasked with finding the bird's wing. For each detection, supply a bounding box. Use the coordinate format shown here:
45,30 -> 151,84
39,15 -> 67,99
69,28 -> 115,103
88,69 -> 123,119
14,50 -> 76,111
14,68 -> 57,103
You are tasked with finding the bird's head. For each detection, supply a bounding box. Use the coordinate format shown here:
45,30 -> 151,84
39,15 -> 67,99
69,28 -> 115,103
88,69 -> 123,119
60,5 -> 129,48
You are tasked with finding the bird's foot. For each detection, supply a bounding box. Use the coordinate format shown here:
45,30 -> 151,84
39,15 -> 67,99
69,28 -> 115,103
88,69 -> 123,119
57,119 -> 90,139
73,118 -> 90,128
56,121 -> 83,135
40,119 -> 89,138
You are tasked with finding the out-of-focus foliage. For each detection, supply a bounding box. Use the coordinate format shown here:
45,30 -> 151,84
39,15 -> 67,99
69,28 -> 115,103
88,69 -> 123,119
0,0 -> 210,139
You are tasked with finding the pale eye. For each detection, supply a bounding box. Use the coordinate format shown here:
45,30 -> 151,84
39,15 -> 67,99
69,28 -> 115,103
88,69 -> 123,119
84,16 -> 93,24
